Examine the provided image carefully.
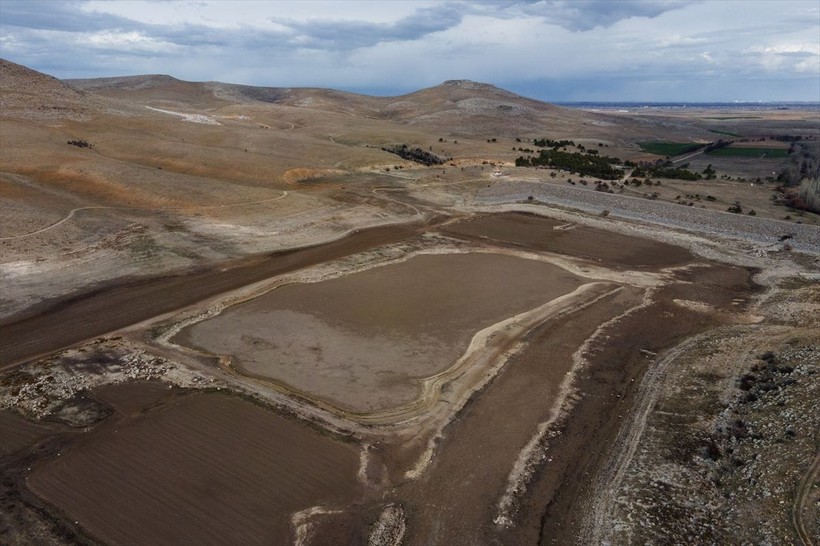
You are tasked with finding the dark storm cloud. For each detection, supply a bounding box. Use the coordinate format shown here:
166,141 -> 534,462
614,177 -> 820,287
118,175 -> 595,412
0,1 -> 295,59
518,0 -> 694,31
272,4 -> 464,50
0,0 -> 131,33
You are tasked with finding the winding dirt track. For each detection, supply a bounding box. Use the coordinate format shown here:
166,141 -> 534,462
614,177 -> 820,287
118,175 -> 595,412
0,191 -> 289,241
584,327 -> 774,544
0,220 -> 421,368
584,334 -> 705,544
793,451 -> 820,546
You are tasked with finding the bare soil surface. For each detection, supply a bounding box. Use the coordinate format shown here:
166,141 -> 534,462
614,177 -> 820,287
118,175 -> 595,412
393,285 -> 645,545
28,390 -> 361,546
0,410 -> 58,458
0,221 -> 420,367
0,207 -> 803,546
442,211 -> 693,268
540,264 -> 760,545
176,252 -> 581,412
91,380 -> 177,414
475,181 -> 820,252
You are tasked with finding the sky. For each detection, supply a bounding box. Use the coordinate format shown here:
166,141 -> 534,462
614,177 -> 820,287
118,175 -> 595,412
1,0 -> 819,102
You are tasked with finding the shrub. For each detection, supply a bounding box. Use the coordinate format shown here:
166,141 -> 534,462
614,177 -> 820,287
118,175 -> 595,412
797,177 -> 820,213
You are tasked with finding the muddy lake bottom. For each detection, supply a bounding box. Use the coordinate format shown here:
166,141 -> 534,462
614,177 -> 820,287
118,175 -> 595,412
443,212 -> 693,269
175,252 -> 582,412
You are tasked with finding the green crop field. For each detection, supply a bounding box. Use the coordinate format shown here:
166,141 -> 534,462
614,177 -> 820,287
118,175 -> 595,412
706,146 -> 789,158
638,142 -> 705,156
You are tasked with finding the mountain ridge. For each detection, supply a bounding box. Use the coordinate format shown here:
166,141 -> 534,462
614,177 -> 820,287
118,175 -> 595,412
2,57 -> 644,140
63,70 -> 568,121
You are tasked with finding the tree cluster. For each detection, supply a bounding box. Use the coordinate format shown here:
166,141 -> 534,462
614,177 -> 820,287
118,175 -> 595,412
703,140 -> 730,153
516,149 -> 624,180
702,164 -> 716,179
777,142 -> 818,187
381,144 -> 446,166
632,160 -> 702,181
533,138 -> 575,149
771,135 -> 802,142
647,166 -> 701,180
775,177 -> 820,214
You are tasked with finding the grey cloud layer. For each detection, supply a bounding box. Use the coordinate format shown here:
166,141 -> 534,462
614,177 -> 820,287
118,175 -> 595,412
273,4 -> 464,49
0,0 -> 817,101
518,0 -> 694,31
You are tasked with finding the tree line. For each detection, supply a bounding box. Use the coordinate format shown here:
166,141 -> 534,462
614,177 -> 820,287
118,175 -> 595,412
516,149 -> 624,180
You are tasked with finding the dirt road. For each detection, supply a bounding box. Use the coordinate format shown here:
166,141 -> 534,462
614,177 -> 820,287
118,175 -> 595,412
793,451 -> 820,546
585,334 -> 706,544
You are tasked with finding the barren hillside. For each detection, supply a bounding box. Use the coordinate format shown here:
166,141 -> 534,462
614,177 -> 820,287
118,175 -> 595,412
66,72 -> 646,138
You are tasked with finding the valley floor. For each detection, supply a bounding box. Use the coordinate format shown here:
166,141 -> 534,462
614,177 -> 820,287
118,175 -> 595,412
1,171 -> 817,545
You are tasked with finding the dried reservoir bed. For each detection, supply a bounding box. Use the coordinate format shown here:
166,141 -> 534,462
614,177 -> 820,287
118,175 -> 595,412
0,221 -> 420,367
175,253 -> 582,412
27,387 -> 361,546
443,212 -> 693,268
2,210 -> 764,546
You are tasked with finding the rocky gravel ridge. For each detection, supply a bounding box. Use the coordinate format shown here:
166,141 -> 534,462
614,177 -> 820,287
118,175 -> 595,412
476,180 -> 820,254
579,276 -> 818,545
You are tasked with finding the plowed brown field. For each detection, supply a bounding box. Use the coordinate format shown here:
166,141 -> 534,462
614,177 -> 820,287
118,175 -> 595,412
0,410 -> 57,458
28,392 -> 361,546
